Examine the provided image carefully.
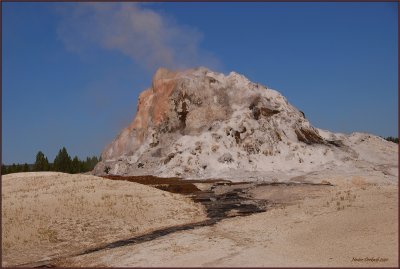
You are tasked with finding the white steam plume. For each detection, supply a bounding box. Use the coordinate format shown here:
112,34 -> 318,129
57,3 -> 220,72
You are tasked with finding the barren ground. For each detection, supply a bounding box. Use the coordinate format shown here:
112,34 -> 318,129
1,172 -> 398,267
1,172 -> 206,266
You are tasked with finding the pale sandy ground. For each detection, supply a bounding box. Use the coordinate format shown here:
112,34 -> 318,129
1,172 -> 206,267
57,175 -> 398,267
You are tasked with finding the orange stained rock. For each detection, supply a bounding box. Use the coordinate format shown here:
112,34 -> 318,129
151,78 -> 177,125
129,88 -> 153,131
130,68 -> 179,131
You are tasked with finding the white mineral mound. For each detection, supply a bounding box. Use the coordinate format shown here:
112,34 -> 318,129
93,67 -> 398,183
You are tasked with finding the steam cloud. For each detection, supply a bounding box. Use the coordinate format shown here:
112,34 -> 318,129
57,3 -> 220,72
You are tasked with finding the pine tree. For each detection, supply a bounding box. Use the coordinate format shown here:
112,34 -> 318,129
1,164 -> 8,175
79,159 -> 86,173
9,163 -> 17,174
17,164 -> 24,173
385,136 -> 399,144
83,157 -> 90,172
23,163 -> 30,172
91,156 -> 99,170
44,157 -> 50,171
34,151 -> 49,171
71,156 -> 81,174
79,156 -> 99,172
53,147 -> 72,173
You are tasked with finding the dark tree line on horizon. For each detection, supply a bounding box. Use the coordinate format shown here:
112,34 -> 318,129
384,136 -> 399,144
1,147 -> 100,175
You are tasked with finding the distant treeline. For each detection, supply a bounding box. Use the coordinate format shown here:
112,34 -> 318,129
2,147 -> 100,175
384,136 -> 398,144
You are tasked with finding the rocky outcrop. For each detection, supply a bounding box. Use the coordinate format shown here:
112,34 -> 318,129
93,67 -> 397,180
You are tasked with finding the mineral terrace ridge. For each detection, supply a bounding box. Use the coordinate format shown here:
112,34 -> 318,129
93,67 -> 397,183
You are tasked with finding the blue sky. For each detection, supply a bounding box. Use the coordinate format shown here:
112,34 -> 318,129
2,2 -> 398,164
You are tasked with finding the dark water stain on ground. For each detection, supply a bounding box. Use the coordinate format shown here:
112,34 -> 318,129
192,189 -> 266,219
103,175 -> 227,194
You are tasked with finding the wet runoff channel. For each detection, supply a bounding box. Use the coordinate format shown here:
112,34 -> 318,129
102,175 -> 269,220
